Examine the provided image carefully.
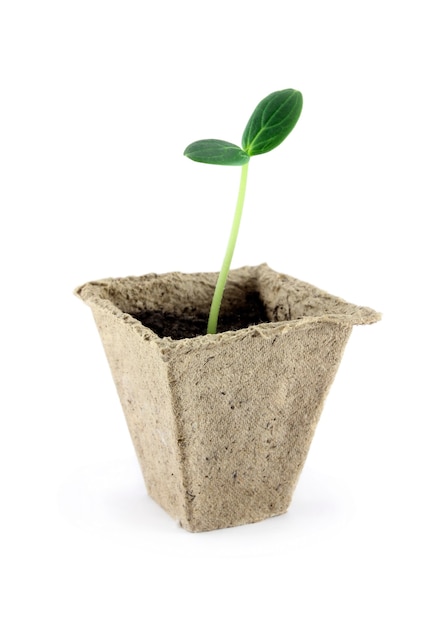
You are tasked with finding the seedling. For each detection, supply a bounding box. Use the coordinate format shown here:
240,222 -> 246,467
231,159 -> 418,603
184,88 -> 303,334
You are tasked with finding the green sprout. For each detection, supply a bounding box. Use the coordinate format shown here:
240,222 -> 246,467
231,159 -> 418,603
184,88 -> 303,334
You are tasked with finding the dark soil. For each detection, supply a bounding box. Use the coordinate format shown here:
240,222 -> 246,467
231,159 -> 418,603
132,291 -> 269,340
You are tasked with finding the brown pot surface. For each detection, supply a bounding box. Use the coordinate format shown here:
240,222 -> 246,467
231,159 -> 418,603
76,264 -> 380,531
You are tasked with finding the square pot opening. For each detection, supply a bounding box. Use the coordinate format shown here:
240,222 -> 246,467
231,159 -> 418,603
78,264 -> 380,342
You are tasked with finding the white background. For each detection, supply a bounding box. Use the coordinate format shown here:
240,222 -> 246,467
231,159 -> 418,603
1,1 -> 441,624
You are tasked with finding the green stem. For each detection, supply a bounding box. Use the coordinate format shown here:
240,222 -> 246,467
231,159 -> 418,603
207,161 -> 249,334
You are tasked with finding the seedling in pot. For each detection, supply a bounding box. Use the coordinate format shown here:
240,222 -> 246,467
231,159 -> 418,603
184,88 -> 303,334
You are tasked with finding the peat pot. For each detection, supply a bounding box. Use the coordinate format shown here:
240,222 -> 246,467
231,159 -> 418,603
75,264 -> 380,532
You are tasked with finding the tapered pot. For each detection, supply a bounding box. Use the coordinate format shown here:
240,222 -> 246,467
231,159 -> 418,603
75,264 -> 380,532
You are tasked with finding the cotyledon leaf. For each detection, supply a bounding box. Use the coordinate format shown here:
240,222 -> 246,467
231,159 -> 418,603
184,139 -> 250,166
241,89 -> 303,156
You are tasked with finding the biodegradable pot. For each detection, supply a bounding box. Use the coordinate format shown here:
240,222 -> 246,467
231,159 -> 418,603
75,264 -> 380,532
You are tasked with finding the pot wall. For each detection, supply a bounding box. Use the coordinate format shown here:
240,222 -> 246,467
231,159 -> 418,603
76,264 -> 380,531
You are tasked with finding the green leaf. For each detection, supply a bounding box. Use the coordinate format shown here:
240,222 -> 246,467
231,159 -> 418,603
242,89 -> 303,156
184,139 -> 250,166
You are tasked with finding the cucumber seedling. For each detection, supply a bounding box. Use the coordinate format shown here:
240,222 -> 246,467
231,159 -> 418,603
184,88 -> 303,334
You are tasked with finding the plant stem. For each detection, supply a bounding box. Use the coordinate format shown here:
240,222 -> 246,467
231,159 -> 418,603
207,161 -> 249,334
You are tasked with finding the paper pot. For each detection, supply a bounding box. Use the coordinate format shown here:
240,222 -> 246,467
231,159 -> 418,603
75,264 -> 380,532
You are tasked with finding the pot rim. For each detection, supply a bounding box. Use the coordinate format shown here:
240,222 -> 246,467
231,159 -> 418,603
75,263 -> 381,350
